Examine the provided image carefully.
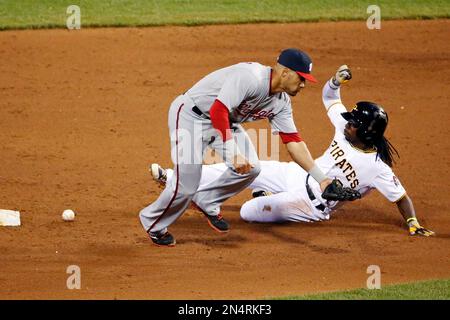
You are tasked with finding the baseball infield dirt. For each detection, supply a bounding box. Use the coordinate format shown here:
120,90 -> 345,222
0,20 -> 449,299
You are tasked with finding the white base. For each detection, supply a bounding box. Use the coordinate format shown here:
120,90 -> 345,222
0,209 -> 21,226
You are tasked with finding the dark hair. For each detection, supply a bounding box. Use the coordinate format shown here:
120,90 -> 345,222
373,136 -> 399,167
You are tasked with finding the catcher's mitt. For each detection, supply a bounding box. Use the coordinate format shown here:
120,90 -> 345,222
321,179 -> 361,201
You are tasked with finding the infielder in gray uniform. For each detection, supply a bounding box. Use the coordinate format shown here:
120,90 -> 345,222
140,48 -> 333,246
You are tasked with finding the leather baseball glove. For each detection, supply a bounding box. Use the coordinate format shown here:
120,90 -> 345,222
321,178 -> 361,201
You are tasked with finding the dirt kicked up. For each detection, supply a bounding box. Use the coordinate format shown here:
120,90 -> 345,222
0,20 -> 449,299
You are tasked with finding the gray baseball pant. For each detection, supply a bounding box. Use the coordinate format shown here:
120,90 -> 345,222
139,94 -> 261,234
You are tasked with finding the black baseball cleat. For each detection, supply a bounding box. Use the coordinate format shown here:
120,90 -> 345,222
191,201 -> 230,233
252,190 -> 273,198
149,231 -> 176,247
203,212 -> 230,233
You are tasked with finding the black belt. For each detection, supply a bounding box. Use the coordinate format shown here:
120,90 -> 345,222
192,106 -> 210,120
192,105 -> 240,131
305,174 -> 326,212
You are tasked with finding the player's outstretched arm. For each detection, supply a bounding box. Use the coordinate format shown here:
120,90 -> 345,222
285,141 -> 331,191
396,195 -> 435,236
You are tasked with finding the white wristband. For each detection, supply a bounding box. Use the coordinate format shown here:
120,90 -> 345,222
329,78 -> 340,89
308,164 -> 328,183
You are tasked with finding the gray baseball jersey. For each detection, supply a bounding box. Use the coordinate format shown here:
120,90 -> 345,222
186,62 -> 298,134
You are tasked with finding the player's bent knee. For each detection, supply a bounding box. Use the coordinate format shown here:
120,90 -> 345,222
240,201 -> 256,222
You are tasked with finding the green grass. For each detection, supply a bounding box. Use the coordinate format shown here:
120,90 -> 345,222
274,279 -> 450,300
0,0 -> 449,30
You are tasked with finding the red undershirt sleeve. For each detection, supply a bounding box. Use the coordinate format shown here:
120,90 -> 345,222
279,132 -> 303,144
209,99 -> 242,161
210,99 -> 232,142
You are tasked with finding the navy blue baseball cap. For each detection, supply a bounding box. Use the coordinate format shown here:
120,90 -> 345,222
277,48 -> 317,83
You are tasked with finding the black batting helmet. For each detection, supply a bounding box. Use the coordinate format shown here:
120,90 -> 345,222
341,101 -> 388,144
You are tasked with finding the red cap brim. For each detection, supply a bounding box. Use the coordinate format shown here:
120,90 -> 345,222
297,71 -> 317,83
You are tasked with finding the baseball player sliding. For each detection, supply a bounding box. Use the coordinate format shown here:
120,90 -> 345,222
152,65 -> 434,237
139,49 -> 350,246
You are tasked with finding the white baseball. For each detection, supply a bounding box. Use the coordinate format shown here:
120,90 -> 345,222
62,209 -> 76,221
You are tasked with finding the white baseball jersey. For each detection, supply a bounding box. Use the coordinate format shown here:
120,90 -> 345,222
186,62 -> 298,134
317,80 -> 406,205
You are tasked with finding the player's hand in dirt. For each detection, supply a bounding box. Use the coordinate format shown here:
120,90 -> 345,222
407,218 -> 435,237
332,65 -> 352,86
232,154 -> 253,175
